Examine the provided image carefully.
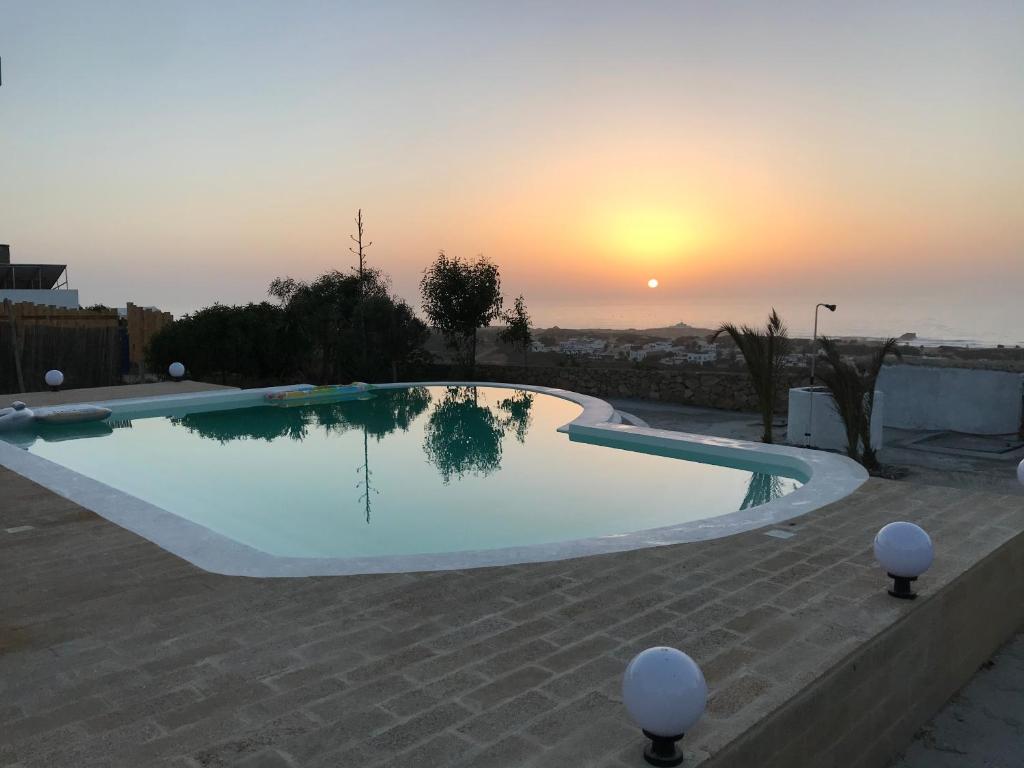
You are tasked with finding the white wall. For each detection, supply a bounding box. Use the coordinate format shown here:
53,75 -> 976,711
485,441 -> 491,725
877,365 -> 1023,434
0,289 -> 80,309
787,387 -> 884,451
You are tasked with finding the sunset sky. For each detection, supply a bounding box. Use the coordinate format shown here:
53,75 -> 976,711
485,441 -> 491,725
1,2 -> 1022,340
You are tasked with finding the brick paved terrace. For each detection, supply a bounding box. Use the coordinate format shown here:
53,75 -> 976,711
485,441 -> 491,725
2,385 -> 1023,767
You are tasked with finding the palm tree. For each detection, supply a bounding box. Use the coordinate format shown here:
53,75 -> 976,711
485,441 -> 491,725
859,339 -> 900,469
712,309 -> 790,443
817,337 -> 900,469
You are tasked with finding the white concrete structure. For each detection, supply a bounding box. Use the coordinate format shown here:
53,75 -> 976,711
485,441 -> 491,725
0,288 -> 80,308
787,386 -> 884,452
877,366 -> 1023,435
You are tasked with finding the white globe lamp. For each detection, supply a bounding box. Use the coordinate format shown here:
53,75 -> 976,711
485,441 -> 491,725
44,369 -> 64,391
874,521 -> 934,600
168,362 -> 186,381
622,647 -> 707,766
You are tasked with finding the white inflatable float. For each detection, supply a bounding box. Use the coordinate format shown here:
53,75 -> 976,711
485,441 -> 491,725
0,402 -> 35,432
0,401 -> 112,433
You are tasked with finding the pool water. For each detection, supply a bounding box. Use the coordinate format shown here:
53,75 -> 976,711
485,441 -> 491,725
12,386 -> 803,559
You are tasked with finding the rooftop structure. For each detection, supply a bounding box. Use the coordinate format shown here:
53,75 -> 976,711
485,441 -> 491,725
0,244 -> 78,309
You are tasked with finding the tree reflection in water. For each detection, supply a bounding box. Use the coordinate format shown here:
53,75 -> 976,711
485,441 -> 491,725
739,472 -> 785,510
497,390 -> 533,444
172,388 -> 433,523
422,387 -> 534,484
172,385 -> 539,514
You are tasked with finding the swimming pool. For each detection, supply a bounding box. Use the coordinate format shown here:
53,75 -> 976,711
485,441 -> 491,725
0,383 -> 867,575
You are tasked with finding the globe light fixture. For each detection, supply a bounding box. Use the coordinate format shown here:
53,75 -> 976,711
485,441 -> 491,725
874,521 -> 934,600
622,647 -> 708,766
168,362 -> 186,381
44,369 -> 64,391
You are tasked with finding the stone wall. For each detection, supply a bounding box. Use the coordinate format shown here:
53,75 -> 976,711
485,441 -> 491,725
425,363 -> 806,413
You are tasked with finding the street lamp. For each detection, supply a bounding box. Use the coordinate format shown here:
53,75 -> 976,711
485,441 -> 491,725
803,303 -> 836,447
809,303 -> 837,386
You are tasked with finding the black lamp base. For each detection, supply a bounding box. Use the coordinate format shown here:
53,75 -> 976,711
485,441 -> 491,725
887,573 -> 918,600
642,730 -> 685,767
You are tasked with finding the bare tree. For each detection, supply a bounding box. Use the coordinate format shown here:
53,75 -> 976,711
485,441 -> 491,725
349,209 -> 374,371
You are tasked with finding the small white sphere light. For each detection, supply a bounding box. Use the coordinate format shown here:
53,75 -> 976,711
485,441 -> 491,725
874,521 -> 934,600
44,369 -> 64,391
623,647 -> 707,766
168,362 -> 186,380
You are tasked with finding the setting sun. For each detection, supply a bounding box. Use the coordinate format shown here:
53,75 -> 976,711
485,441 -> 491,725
648,278 -> 659,288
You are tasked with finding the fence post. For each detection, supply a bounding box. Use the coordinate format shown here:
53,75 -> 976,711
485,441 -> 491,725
4,300 -> 26,393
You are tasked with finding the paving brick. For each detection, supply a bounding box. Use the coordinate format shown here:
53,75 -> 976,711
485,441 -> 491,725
365,701 -> 474,754
463,666 -> 554,709
458,690 -> 558,743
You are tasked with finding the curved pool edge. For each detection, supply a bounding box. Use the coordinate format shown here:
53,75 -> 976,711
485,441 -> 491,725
0,381 -> 868,577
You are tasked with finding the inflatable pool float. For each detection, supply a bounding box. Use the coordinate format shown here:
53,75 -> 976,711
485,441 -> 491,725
0,402 -> 35,432
265,383 -> 374,406
35,404 -> 112,425
0,401 -> 112,434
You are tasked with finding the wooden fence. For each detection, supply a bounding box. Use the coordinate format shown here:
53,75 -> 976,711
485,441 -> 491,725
0,299 -> 170,394
0,322 -> 120,393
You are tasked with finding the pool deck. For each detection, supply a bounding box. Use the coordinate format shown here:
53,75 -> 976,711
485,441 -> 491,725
12,381 -> 236,409
1,384 -> 1023,767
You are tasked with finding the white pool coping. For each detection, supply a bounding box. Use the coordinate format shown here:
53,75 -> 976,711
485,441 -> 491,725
0,381 -> 868,577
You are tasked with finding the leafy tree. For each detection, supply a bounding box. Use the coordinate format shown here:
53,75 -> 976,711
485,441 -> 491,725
498,294 -> 532,366
420,252 -> 503,374
268,268 -> 426,383
363,294 -> 431,381
711,309 -> 790,443
269,269 -> 380,382
146,302 -> 293,384
817,337 -> 901,469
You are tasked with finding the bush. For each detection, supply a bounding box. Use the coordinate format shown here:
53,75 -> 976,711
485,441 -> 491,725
146,302 -> 293,383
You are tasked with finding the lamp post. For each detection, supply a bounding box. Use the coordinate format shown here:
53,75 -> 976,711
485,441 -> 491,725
804,303 -> 836,447
808,303 -> 837,386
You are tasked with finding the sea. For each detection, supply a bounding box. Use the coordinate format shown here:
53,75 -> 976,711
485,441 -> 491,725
527,299 -> 1023,349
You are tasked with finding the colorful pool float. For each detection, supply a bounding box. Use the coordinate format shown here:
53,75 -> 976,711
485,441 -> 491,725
264,383 -> 374,405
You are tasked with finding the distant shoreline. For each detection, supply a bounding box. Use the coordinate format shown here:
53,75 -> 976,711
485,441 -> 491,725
522,326 -> 1022,350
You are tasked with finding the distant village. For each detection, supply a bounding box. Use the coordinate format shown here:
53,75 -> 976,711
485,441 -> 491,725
532,335 -> 729,366
471,323 -> 1024,373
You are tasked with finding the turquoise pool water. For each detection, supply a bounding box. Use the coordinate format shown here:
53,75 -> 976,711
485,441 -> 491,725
10,386 -> 803,559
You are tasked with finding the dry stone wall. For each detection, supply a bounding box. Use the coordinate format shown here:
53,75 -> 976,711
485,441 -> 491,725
426,363 -> 806,413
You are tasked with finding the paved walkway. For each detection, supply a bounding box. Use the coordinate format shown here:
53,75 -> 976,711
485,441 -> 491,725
3,460 -> 1020,766
9,381 -> 233,409
609,398 -> 1024,765
1,387 -> 1021,766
